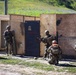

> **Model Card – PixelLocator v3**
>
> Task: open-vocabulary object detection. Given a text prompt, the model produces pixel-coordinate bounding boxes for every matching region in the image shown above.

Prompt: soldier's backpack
[51,45,60,55]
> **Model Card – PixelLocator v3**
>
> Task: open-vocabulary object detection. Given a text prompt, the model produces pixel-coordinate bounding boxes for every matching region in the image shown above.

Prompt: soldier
[41,30,54,58]
[48,40,62,65]
[36,30,55,58]
[3,25,14,55]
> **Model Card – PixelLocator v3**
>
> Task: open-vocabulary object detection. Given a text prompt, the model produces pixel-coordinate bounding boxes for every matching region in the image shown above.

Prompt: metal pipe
[4,0,8,15]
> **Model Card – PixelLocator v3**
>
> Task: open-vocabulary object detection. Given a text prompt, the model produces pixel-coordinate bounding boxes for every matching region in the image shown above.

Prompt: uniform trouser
[49,53,59,64]
[44,47,49,58]
[5,41,13,54]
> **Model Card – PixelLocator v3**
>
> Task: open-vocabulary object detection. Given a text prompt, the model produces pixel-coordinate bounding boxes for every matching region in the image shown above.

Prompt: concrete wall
[56,14,76,57]
[40,14,76,57]
[1,21,9,48]
[10,14,40,55]
[40,14,56,56]
[0,15,9,20]
[0,15,9,50]
[1,14,76,57]
[10,15,25,55]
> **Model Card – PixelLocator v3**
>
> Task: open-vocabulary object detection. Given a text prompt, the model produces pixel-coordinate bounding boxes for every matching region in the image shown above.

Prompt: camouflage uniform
[3,25,14,55]
[48,40,62,65]
[41,30,54,58]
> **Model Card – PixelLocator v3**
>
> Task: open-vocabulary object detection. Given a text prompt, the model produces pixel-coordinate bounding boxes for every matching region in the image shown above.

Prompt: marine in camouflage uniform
[48,40,62,65]
[3,25,14,55]
[41,30,54,58]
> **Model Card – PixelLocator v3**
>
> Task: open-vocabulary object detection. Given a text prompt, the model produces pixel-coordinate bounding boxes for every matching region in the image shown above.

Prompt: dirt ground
[0,54,76,75]
[0,64,75,75]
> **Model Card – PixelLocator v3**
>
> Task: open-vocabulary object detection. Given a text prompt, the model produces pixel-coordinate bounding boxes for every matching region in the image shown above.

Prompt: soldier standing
[37,30,54,58]
[3,25,14,55]
[42,30,54,58]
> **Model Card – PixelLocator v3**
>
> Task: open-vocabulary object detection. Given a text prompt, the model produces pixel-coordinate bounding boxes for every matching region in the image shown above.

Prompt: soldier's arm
[47,46,52,52]
[3,31,6,39]
[36,36,45,42]
[36,37,42,42]
[41,37,48,44]
[3,31,5,36]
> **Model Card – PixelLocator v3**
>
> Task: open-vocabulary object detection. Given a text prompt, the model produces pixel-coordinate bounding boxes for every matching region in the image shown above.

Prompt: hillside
[0,0,76,17]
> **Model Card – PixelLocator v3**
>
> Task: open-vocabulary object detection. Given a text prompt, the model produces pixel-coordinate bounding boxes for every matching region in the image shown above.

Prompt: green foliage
[54,0,76,10]
[58,0,73,8]
[71,0,76,10]
[39,0,76,10]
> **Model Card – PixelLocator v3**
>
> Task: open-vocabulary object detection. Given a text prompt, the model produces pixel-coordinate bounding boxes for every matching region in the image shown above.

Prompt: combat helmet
[52,40,57,44]
[44,30,49,35]
[6,25,11,29]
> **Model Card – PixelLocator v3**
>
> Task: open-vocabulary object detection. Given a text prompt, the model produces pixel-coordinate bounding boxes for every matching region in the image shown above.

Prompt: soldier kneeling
[47,40,62,65]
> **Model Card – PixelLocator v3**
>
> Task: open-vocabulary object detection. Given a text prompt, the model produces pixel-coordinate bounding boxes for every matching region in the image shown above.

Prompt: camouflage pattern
[41,30,56,58]
[3,25,14,55]
[47,43,62,65]
[36,30,56,58]
[48,53,59,65]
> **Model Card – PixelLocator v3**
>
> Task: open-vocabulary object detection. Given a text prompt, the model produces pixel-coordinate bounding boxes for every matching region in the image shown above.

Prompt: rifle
[37,35,56,45]
[36,36,48,43]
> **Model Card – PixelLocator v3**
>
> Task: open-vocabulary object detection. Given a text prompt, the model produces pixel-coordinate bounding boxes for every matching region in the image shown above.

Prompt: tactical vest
[4,31,13,43]
[51,44,60,55]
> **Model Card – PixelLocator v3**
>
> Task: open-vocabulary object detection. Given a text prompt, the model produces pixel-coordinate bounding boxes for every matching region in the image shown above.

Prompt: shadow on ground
[0,57,8,60]
[57,63,76,67]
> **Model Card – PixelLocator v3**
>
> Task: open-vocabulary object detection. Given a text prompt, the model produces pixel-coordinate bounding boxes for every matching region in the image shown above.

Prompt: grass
[0,0,76,17]
[0,56,54,71]
[0,56,76,73]
[65,67,76,73]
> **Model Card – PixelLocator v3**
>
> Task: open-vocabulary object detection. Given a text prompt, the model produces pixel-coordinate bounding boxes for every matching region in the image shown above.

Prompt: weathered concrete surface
[40,14,56,56]
[10,14,40,55]
[0,15,9,49]
[0,15,9,20]
[57,14,76,57]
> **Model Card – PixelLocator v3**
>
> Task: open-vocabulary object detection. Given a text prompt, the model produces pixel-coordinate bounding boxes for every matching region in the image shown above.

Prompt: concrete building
[40,14,76,58]
[0,14,76,58]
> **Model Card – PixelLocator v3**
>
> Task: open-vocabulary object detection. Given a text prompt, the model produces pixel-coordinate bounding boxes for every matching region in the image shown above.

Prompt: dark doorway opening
[25,21,40,57]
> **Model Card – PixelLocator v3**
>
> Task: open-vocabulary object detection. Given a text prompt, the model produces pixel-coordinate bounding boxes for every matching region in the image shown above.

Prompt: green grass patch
[57,67,76,73]
[65,67,76,73]
[0,56,21,65]
[0,56,76,73]
[21,61,54,71]
[0,56,54,71]
[0,0,76,16]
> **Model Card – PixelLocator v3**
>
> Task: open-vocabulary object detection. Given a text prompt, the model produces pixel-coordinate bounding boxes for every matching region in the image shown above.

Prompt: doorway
[25,21,40,57]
